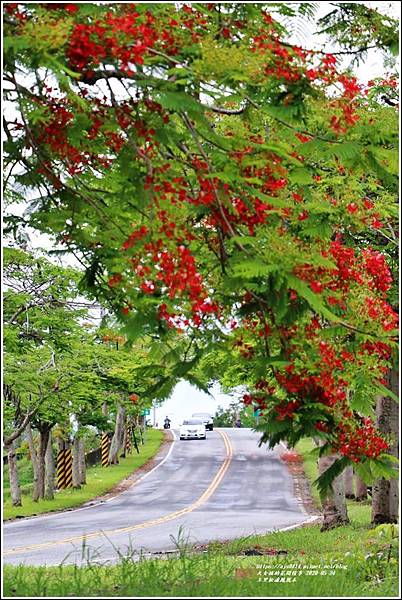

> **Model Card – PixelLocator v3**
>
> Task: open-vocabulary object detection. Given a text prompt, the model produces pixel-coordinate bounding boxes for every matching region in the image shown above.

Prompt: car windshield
[183,419,203,425]
[192,414,211,419]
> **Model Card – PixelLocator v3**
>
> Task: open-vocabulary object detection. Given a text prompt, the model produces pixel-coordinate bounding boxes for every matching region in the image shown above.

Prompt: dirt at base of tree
[279,447,322,518]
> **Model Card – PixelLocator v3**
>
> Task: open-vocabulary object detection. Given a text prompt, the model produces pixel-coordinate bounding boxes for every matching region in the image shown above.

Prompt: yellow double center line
[4,430,233,556]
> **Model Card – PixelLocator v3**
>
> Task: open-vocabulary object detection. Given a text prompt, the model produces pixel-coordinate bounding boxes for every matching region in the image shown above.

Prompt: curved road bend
[3,428,308,566]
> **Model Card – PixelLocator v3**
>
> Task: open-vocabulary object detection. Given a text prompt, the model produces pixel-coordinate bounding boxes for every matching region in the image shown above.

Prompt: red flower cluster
[334,418,389,462]
[125,238,219,328]
[360,340,391,360]
[361,249,393,294]
[275,365,347,408]
[293,240,395,325]
[67,10,157,74]
[330,75,361,135]
[365,297,398,332]
[108,273,122,287]
[34,96,113,175]
[122,226,149,251]
[274,400,301,421]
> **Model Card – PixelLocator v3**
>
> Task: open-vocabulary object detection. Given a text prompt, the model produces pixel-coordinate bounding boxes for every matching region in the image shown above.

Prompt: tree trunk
[108,404,126,465]
[355,474,367,502]
[121,421,128,458]
[388,368,399,522]
[318,453,349,531]
[56,436,64,452]
[372,368,399,524]
[44,433,55,500]
[343,466,355,499]
[26,423,40,502]
[7,439,22,506]
[72,434,81,488]
[37,427,50,500]
[78,436,86,485]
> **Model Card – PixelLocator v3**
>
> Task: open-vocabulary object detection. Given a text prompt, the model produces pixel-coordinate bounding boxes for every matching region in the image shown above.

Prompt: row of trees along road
[3,3,399,529]
[3,248,164,506]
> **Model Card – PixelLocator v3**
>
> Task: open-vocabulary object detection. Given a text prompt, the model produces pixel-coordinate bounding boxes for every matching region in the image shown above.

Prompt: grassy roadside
[3,428,164,521]
[3,435,398,597]
[3,513,398,597]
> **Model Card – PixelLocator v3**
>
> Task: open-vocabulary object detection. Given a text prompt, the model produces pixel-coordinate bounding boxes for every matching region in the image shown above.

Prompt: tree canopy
[3,2,399,490]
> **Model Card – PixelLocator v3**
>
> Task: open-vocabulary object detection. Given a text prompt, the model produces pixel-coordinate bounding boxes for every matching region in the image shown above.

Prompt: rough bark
[56,436,65,452]
[355,474,367,501]
[388,368,399,522]
[37,427,51,500]
[108,404,126,465]
[318,453,349,531]
[44,433,55,500]
[78,436,86,485]
[72,433,81,488]
[7,439,22,506]
[372,368,399,524]
[343,465,355,499]
[26,423,40,502]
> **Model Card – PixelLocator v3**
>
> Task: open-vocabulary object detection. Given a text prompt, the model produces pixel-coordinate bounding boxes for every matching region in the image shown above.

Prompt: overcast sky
[4,1,399,426]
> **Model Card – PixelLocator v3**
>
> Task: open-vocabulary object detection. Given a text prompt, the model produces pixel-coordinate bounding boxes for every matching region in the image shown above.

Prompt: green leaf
[156,91,204,115]
[122,310,158,342]
[230,258,278,279]
[315,456,350,499]
[365,149,398,191]
[288,167,313,185]
[286,274,341,322]
[353,461,374,485]
[350,388,375,415]
[374,382,399,403]
[370,456,399,480]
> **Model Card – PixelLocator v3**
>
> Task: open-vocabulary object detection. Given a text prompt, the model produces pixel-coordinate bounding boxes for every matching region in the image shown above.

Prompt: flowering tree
[3,3,398,494]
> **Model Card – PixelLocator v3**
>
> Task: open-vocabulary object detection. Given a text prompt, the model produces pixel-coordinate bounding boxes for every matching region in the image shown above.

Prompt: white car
[192,412,214,431]
[180,419,206,440]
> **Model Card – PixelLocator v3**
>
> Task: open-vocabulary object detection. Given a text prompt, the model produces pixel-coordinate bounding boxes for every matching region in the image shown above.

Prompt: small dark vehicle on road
[192,412,214,431]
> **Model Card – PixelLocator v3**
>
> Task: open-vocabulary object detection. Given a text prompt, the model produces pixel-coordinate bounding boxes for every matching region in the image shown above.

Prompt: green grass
[3,512,398,597]
[3,429,163,521]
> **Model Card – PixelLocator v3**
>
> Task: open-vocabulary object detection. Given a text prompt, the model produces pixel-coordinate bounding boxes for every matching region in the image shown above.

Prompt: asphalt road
[4,428,311,566]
